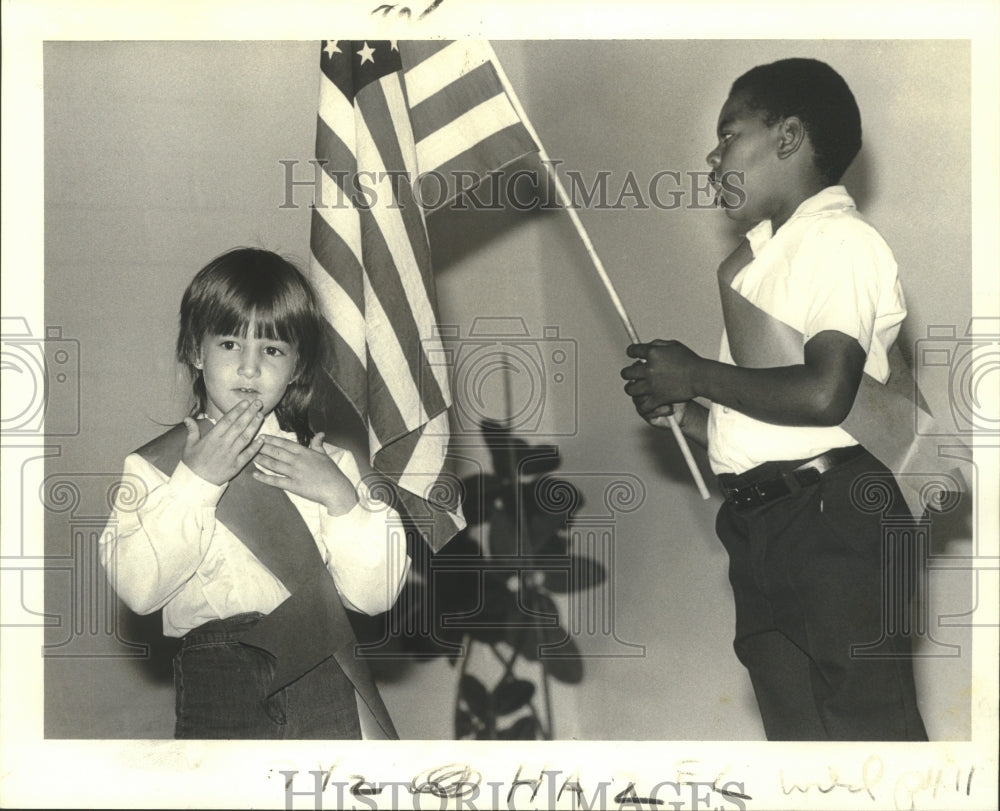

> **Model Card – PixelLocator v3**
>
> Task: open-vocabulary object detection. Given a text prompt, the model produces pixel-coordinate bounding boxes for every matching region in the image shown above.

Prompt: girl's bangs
[209,297,296,345]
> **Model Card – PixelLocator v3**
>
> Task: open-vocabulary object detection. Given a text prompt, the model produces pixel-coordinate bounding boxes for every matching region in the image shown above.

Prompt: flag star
[390,41,399,52]
[357,42,376,65]
[323,40,342,57]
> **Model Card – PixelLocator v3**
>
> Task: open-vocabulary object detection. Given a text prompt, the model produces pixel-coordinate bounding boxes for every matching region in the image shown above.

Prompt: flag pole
[484,43,711,501]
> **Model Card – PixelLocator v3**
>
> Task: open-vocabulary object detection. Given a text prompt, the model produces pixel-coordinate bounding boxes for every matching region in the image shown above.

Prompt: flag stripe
[394,38,452,72]
[398,412,452,494]
[360,273,429,438]
[408,61,507,143]
[366,359,410,446]
[353,80,449,419]
[309,209,365,315]
[402,40,490,107]
[382,70,419,180]
[307,254,366,367]
[317,318,369,421]
[318,66,359,154]
[418,124,536,212]
[357,76,432,281]
[415,95,524,178]
[313,171,364,266]
[315,115,359,197]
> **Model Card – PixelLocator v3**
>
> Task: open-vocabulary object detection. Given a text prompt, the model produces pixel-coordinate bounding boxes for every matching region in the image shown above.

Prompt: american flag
[307,40,536,551]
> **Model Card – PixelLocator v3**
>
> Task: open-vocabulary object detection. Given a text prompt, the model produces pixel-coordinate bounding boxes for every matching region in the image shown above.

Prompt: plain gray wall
[43,39,972,740]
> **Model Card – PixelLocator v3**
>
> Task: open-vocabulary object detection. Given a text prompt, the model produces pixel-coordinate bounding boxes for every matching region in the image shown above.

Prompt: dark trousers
[715,449,928,741]
[173,612,361,739]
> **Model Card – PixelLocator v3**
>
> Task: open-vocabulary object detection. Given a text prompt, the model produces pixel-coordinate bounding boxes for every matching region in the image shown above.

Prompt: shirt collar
[746,185,856,257]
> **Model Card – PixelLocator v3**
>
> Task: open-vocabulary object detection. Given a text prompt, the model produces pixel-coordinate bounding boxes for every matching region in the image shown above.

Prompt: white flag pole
[485,43,711,500]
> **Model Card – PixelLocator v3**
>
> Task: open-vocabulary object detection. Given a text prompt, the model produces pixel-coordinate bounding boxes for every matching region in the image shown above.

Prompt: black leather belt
[718,445,866,510]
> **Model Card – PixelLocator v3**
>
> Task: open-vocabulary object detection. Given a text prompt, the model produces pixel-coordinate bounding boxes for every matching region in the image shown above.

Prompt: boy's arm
[624,329,866,427]
[640,401,710,447]
[677,401,709,447]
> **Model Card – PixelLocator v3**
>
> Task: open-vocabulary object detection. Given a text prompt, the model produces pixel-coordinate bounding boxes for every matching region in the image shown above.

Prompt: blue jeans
[173,612,361,739]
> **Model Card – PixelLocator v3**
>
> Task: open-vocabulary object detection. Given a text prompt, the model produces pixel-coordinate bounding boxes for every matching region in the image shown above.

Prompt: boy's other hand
[253,432,359,516]
[621,340,702,413]
[181,400,265,485]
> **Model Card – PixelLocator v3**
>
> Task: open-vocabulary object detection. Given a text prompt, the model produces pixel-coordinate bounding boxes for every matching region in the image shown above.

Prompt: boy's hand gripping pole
[486,43,711,501]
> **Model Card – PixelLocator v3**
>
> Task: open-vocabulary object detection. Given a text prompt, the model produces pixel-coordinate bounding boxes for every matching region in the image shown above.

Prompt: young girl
[100,247,409,739]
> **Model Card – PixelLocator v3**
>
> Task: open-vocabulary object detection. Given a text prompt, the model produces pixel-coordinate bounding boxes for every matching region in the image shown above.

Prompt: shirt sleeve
[315,446,411,616]
[796,219,893,353]
[98,453,225,615]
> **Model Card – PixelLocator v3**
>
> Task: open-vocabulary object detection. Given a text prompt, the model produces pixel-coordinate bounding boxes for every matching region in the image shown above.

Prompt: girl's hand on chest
[253,432,358,516]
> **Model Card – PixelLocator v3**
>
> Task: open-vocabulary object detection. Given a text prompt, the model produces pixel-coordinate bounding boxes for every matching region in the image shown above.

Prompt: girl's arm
[99,454,223,614]
[314,447,411,616]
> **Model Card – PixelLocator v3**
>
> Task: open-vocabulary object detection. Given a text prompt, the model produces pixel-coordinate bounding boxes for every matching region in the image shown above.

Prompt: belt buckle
[744,476,793,508]
[732,482,765,508]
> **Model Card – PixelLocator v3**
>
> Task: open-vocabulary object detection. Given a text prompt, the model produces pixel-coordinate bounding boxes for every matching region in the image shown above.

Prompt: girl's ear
[192,349,204,371]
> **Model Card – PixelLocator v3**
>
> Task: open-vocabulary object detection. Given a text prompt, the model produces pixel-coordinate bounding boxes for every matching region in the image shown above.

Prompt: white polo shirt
[707,186,907,475]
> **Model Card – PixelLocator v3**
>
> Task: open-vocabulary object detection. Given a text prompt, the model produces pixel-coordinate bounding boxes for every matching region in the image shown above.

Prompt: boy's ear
[776,115,807,160]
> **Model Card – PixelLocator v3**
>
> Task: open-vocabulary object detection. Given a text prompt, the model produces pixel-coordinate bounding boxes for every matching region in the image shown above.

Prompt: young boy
[621,58,928,741]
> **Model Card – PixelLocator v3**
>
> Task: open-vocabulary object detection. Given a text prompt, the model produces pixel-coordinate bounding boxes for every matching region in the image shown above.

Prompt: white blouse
[100,413,411,637]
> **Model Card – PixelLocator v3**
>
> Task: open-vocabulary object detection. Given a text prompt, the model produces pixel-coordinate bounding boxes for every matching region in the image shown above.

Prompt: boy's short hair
[731,58,862,184]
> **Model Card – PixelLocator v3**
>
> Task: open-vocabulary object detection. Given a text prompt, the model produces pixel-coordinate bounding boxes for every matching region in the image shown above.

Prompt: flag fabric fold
[307,39,537,551]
